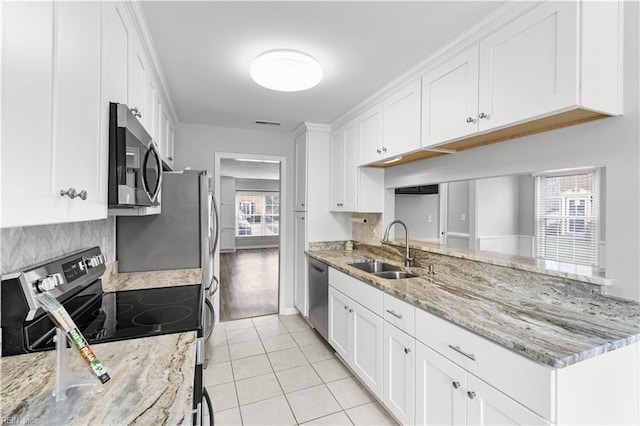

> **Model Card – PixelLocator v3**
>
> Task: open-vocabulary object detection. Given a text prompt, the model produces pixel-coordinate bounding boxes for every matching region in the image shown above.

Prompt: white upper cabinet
[103,2,130,105]
[294,131,308,211]
[1,2,106,227]
[422,45,479,148]
[331,118,384,213]
[358,102,384,166]
[128,36,146,122]
[382,79,422,159]
[477,1,577,132]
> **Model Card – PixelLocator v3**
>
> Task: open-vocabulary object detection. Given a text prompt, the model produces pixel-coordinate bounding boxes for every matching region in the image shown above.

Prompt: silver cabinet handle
[77,190,87,200]
[466,117,475,123]
[344,306,348,310]
[348,308,353,313]
[168,156,174,161]
[448,344,476,361]
[404,347,411,354]
[382,147,387,152]
[130,106,142,118]
[385,309,403,319]
[60,188,77,199]
[478,112,489,119]
[452,381,461,389]
[376,149,382,154]
[467,391,476,400]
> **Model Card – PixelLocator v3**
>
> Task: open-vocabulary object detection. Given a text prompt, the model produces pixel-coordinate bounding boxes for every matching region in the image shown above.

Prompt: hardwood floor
[219,247,279,321]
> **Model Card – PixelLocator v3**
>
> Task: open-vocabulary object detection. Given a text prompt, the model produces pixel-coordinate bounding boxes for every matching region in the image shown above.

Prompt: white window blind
[535,170,599,266]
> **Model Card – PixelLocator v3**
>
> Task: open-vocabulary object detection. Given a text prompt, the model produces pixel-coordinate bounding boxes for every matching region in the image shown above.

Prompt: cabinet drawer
[383,293,415,336]
[415,308,555,421]
[329,268,383,316]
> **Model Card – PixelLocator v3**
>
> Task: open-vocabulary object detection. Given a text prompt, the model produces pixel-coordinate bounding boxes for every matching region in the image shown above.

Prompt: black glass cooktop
[27,283,202,351]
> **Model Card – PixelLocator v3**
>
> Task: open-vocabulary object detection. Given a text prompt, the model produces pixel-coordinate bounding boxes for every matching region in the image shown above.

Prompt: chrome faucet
[382,220,413,267]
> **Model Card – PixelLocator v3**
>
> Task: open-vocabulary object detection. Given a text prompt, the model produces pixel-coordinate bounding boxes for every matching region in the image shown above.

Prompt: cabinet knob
[301,203,305,206]
[467,391,476,400]
[466,117,475,124]
[168,156,174,161]
[452,381,461,389]
[382,147,387,153]
[344,306,348,310]
[77,190,88,201]
[60,188,77,199]
[404,347,411,354]
[376,149,382,154]
[348,308,353,313]
[478,112,489,119]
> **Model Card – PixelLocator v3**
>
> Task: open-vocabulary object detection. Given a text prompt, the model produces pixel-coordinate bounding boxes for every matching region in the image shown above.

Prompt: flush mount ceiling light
[250,49,323,92]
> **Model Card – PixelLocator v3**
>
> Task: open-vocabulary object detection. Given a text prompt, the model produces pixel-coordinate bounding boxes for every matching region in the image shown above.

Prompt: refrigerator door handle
[210,193,220,255]
[204,298,215,341]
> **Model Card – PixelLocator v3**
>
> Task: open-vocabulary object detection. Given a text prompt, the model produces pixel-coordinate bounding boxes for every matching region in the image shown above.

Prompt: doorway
[214,154,285,321]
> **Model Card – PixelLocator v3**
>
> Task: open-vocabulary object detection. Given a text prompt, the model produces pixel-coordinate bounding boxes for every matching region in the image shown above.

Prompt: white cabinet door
[329,128,345,212]
[466,375,551,426]
[167,121,175,168]
[128,35,146,121]
[1,2,67,227]
[358,102,384,166]
[328,286,350,360]
[383,79,422,158]
[416,342,467,426]
[383,322,415,425]
[342,118,358,212]
[351,301,384,399]
[294,212,308,316]
[294,132,307,211]
[145,76,157,140]
[58,2,105,222]
[159,107,170,165]
[103,2,130,105]
[478,1,578,131]
[422,45,479,148]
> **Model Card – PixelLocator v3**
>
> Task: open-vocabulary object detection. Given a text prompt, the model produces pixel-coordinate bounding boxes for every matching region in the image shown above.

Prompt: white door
[383,79,422,158]
[351,302,384,399]
[294,132,307,211]
[341,118,358,212]
[328,287,350,360]
[1,2,68,227]
[478,1,578,131]
[58,2,105,222]
[466,375,551,426]
[422,45,479,148]
[293,212,308,316]
[329,128,345,212]
[383,322,415,425]
[415,342,467,426]
[358,102,384,166]
[219,176,236,252]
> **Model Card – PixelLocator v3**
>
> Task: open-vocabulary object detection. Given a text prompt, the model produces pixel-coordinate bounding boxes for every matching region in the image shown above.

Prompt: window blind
[535,170,599,266]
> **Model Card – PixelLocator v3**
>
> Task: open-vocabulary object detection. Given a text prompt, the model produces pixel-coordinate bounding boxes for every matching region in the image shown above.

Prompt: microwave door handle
[142,142,162,203]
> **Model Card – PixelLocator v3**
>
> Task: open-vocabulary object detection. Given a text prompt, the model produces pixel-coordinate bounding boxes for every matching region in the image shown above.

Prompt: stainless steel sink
[348,260,417,280]
[374,271,418,280]
[348,260,402,274]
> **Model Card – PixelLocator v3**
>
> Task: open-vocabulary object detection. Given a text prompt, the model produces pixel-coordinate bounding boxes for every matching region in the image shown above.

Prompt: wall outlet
[461,213,466,221]
[427,214,433,223]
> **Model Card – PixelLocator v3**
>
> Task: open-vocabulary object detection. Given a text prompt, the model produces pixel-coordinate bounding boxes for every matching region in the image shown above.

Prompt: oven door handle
[202,387,214,426]
[204,298,215,340]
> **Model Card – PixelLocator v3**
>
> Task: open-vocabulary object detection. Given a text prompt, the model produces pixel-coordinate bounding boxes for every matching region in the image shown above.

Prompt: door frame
[214,152,287,317]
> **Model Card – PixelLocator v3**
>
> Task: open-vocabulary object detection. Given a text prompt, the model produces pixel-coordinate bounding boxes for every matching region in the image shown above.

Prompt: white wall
[477,175,519,237]
[447,180,470,235]
[394,194,440,241]
[385,1,640,302]
[174,123,296,311]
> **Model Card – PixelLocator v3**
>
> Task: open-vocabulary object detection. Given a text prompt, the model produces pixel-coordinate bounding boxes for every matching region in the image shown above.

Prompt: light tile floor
[203,314,398,426]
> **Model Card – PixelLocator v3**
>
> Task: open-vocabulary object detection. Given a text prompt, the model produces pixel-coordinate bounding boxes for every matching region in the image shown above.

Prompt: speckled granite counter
[101,266,201,292]
[1,332,196,425]
[307,247,640,368]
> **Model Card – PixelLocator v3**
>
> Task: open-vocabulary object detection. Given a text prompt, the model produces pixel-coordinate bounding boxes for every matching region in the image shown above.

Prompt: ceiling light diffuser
[250,49,323,92]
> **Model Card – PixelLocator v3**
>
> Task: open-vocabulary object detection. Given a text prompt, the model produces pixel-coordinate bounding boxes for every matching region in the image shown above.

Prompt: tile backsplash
[1,217,115,275]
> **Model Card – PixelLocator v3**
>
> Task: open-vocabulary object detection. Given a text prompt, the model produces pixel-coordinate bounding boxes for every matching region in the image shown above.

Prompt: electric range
[1,246,208,424]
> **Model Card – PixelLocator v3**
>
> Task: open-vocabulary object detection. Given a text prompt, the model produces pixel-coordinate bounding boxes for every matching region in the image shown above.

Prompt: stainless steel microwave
[108,102,162,208]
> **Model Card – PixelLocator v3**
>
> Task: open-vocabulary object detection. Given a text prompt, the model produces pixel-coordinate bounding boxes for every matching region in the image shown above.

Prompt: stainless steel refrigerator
[116,170,219,364]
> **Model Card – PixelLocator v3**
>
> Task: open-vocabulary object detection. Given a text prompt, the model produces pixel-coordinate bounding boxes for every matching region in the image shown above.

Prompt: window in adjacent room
[534,169,600,266]
[236,192,280,237]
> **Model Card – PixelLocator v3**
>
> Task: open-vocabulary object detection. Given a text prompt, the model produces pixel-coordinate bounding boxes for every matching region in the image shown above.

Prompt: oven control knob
[87,254,107,268]
[37,273,64,292]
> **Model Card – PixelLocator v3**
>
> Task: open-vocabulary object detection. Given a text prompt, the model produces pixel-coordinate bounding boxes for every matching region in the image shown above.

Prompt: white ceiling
[142,1,505,133]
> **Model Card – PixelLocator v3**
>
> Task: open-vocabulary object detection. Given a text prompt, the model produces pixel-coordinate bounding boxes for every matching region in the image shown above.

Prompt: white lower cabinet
[383,322,415,425]
[328,285,384,399]
[294,212,308,316]
[415,342,550,426]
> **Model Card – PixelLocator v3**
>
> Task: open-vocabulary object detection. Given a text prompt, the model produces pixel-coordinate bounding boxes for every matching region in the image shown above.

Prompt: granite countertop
[0,332,197,425]
[307,248,640,368]
[101,265,201,292]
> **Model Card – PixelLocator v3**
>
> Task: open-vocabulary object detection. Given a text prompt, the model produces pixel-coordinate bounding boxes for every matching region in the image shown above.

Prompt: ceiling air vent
[254,120,282,126]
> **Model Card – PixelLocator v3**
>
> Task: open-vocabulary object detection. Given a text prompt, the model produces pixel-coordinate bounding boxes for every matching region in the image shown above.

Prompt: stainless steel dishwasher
[308,257,329,341]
